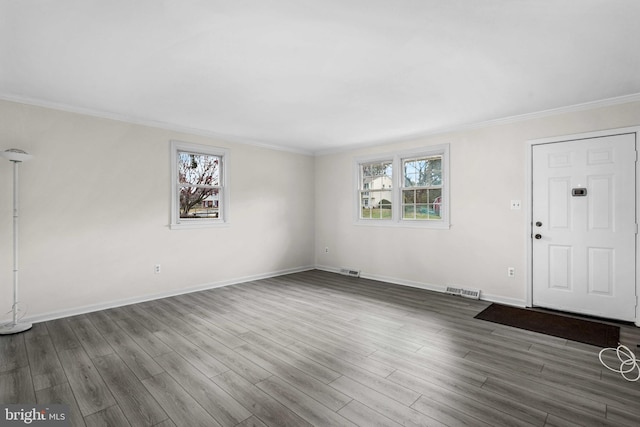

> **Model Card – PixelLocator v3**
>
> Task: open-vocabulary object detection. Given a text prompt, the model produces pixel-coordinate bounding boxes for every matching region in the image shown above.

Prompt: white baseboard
[360,271,446,294]
[23,265,315,324]
[479,293,527,308]
[22,265,527,324]
[314,265,527,307]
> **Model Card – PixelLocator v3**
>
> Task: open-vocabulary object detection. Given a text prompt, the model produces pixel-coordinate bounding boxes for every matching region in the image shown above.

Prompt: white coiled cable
[598,344,640,382]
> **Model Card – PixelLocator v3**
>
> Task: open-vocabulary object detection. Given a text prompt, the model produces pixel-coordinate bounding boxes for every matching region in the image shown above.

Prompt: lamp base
[0,322,33,335]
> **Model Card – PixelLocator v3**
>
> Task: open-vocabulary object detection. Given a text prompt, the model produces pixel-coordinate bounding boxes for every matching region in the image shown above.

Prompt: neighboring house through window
[359,160,393,220]
[355,144,449,228]
[170,140,229,229]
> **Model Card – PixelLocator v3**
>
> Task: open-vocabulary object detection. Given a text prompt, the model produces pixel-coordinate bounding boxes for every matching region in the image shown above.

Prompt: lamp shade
[1,149,33,162]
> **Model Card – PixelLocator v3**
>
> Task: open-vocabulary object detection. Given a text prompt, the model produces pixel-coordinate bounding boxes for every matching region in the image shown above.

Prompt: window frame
[354,144,450,229]
[358,159,394,221]
[170,140,230,230]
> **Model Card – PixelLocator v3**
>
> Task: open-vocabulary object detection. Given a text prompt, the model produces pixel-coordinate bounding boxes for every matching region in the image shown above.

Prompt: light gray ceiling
[2,1,640,153]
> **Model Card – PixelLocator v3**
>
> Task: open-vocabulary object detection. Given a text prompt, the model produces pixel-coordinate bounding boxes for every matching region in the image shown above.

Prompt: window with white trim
[359,160,393,220]
[170,141,229,229]
[355,144,449,228]
[401,155,442,220]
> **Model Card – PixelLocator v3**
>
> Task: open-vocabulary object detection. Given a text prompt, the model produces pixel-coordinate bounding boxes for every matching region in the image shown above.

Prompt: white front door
[532,133,637,321]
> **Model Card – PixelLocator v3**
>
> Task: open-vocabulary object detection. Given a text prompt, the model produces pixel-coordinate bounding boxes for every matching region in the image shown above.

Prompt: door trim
[526,126,640,327]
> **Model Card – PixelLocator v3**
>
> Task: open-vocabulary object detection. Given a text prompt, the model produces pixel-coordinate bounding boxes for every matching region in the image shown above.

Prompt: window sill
[170,220,229,230]
[354,219,450,229]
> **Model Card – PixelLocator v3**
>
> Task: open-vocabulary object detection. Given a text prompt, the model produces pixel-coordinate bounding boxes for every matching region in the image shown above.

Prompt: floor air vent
[339,268,360,278]
[445,286,480,300]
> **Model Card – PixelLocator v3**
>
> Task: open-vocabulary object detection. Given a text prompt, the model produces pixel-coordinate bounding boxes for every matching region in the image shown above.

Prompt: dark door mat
[474,304,619,347]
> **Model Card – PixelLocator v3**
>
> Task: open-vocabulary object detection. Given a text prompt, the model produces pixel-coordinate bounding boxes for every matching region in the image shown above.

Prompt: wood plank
[57,347,116,416]
[84,406,131,427]
[284,329,395,378]
[369,348,488,389]
[211,370,313,427]
[185,332,270,384]
[183,313,247,348]
[142,372,223,427]
[68,315,114,358]
[387,369,545,426]
[481,377,611,426]
[36,383,86,427]
[93,353,168,426]
[603,405,640,427]
[84,310,121,335]
[287,341,418,406]
[0,333,28,373]
[236,343,352,412]
[411,395,493,427]
[256,375,356,426]
[102,328,164,380]
[115,317,172,357]
[124,305,169,333]
[154,329,228,378]
[0,365,35,403]
[24,332,67,390]
[337,400,404,427]
[155,351,251,427]
[235,415,269,427]
[143,302,195,336]
[240,331,341,384]
[45,318,82,352]
[329,375,447,427]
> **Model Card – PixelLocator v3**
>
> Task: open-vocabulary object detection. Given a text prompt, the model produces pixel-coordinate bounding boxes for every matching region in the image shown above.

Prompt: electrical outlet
[325,247,329,253]
[507,267,515,277]
[510,200,521,210]
[154,264,161,274]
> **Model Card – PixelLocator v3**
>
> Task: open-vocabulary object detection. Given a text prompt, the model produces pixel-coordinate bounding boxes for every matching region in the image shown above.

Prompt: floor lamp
[0,148,33,335]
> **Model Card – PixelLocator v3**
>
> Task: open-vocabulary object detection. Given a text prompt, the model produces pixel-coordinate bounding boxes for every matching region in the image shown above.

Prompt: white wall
[2,98,639,322]
[0,100,315,322]
[314,100,640,305]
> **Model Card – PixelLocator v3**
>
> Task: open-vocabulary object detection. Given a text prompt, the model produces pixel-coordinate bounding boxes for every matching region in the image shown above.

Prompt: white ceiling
[2,1,640,153]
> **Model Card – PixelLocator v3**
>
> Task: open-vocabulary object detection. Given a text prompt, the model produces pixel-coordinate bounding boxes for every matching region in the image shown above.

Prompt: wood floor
[1,270,639,427]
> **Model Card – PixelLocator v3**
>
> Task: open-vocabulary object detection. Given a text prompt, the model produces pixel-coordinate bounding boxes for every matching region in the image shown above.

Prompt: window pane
[402,189,443,220]
[362,161,392,178]
[361,206,393,220]
[403,205,415,219]
[430,189,442,218]
[429,188,442,203]
[361,161,392,198]
[179,187,220,218]
[403,189,415,204]
[403,156,442,187]
[178,151,220,186]
[360,192,392,219]
[415,204,430,219]
[360,172,392,220]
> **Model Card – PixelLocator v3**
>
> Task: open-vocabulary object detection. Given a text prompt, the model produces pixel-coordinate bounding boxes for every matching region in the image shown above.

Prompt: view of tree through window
[177,151,221,218]
[355,145,448,227]
[402,156,442,220]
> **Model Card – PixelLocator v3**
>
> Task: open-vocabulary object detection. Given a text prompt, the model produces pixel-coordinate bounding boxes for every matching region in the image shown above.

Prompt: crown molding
[0,94,315,156]
[3,92,640,157]
[314,92,640,156]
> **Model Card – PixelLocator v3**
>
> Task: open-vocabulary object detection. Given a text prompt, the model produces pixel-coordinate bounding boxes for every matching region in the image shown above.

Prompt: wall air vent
[339,268,361,278]
[445,286,480,300]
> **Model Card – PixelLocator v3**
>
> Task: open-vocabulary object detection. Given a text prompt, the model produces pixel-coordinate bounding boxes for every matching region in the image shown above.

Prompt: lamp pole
[1,148,33,335]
